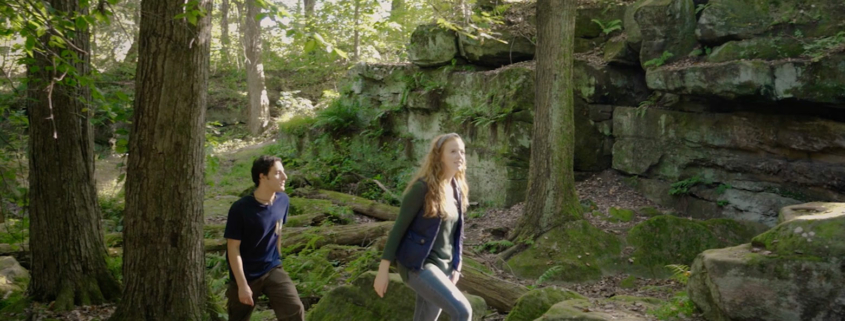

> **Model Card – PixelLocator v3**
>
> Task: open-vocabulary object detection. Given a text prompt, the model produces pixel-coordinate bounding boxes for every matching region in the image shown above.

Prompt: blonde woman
[373,133,471,321]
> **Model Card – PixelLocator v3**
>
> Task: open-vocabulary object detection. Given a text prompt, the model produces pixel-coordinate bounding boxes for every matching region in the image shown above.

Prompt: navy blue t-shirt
[224,192,289,282]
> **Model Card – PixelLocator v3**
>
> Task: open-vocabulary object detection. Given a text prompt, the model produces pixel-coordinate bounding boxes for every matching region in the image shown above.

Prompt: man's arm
[227,239,254,306]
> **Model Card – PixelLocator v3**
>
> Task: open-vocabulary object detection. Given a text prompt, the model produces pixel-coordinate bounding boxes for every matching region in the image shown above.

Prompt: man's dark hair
[251,155,282,187]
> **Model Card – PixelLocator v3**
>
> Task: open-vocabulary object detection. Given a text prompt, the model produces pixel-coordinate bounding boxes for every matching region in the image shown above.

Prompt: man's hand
[238,285,254,306]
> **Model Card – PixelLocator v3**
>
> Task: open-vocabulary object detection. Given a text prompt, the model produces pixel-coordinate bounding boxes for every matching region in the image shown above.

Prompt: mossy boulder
[632,0,697,67]
[696,0,845,43]
[308,271,487,321]
[507,220,622,281]
[535,296,661,320]
[574,59,649,106]
[750,203,845,259]
[627,215,762,272]
[773,53,845,105]
[706,37,805,63]
[688,244,845,321]
[408,24,459,67]
[459,31,535,67]
[0,256,28,294]
[603,36,638,65]
[777,202,844,224]
[505,287,586,321]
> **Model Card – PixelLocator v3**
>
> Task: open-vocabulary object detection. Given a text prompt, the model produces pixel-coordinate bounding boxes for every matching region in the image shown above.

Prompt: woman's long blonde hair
[404,133,469,219]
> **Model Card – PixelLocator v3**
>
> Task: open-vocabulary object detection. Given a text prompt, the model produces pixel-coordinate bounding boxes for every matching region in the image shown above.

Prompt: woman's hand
[373,259,392,298]
[451,270,460,285]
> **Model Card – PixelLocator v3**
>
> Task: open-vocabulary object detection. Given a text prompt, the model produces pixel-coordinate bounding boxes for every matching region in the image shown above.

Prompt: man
[224,155,305,320]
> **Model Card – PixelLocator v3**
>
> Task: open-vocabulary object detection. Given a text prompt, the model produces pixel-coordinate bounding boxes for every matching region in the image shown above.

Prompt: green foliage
[665,264,690,285]
[280,114,318,137]
[99,195,125,232]
[313,99,363,135]
[636,92,660,117]
[526,265,563,289]
[643,51,674,68]
[648,291,697,320]
[0,218,28,248]
[803,31,845,61]
[717,200,730,207]
[591,19,622,36]
[669,175,705,196]
[283,248,341,298]
[715,183,731,195]
[343,247,381,283]
[694,3,711,15]
[474,240,514,254]
[106,255,123,283]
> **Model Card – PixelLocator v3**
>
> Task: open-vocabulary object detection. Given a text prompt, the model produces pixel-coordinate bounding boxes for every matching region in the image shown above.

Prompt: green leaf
[188,14,197,26]
[304,39,317,53]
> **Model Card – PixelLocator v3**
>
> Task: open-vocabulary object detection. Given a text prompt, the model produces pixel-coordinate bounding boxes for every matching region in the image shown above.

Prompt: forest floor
[14,142,706,321]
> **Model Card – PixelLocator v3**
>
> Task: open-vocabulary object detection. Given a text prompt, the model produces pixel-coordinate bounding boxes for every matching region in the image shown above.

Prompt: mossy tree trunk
[109,0,211,319]
[220,0,232,67]
[511,0,582,242]
[26,0,120,311]
[244,0,270,136]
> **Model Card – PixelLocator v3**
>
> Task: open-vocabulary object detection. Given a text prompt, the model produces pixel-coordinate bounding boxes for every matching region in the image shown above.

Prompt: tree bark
[303,0,316,21]
[353,0,361,61]
[244,0,270,136]
[123,0,141,64]
[510,0,581,241]
[109,0,211,319]
[26,0,120,311]
[220,0,232,67]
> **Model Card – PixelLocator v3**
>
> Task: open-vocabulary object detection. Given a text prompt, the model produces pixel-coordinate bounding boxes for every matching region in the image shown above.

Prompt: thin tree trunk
[109,0,211,319]
[234,0,245,70]
[304,0,316,27]
[353,0,360,61]
[244,0,269,136]
[27,0,120,311]
[124,0,141,64]
[510,0,581,241]
[220,0,231,67]
[390,0,405,20]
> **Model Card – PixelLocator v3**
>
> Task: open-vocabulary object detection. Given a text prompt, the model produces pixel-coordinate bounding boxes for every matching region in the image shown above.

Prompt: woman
[373,133,472,321]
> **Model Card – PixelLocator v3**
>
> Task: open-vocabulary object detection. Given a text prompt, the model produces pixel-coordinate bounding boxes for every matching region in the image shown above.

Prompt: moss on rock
[289,197,336,216]
[308,271,486,321]
[507,220,622,281]
[607,207,635,222]
[707,37,804,63]
[751,204,845,259]
[505,287,586,321]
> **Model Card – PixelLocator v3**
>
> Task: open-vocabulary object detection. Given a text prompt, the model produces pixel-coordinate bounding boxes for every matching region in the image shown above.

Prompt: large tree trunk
[457,265,528,313]
[295,189,399,221]
[26,0,120,311]
[244,0,270,136]
[510,0,581,241]
[109,0,211,319]
[220,0,232,67]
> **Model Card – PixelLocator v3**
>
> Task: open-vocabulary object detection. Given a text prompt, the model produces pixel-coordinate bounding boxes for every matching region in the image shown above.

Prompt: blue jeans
[405,263,472,321]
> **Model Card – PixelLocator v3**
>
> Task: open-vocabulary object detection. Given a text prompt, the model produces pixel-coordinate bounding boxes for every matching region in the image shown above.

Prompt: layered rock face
[281,0,845,221]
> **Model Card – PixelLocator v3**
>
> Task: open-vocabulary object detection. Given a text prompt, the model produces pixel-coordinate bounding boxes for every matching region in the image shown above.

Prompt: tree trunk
[26,0,120,311]
[244,0,270,136]
[220,0,232,67]
[123,0,141,64]
[233,0,245,70]
[303,0,316,22]
[510,0,581,242]
[390,0,405,20]
[109,0,211,319]
[352,0,361,61]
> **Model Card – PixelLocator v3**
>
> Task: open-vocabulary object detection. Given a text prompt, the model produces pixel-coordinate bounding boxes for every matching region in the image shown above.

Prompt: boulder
[777,202,844,224]
[307,271,487,321]
[459,32,535,67]
[646,60,773,99]
[688,204,845,320]
[0,256,28,294]
[633,0,697,67]
[574,59,650,106]
[506,220,621,281]
[706,37,805,63]
[534,296,662,320]
[696,0,845,44]
[627,215,763,272]
[408,24,459,67]
[504,287,586,321]
[603,36,638,65]
[773,54,845,105]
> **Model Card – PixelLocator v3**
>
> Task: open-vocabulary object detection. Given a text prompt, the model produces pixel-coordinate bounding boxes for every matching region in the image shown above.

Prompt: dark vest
[395,181,464,272]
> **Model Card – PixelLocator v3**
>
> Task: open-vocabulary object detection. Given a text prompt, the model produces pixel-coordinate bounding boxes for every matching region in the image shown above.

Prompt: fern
[643,51,674,68]
[591,19,622,36]
[666,264,690,284]
[536,265,564,286]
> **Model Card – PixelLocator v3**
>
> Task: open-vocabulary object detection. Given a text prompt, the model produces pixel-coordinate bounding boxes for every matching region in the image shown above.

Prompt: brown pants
[226,266,305,321]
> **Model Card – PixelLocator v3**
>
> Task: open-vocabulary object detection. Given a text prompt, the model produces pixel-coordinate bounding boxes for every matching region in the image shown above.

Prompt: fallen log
[457,265,528,313]
[204,222,394,254]
[296,189,398,221]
